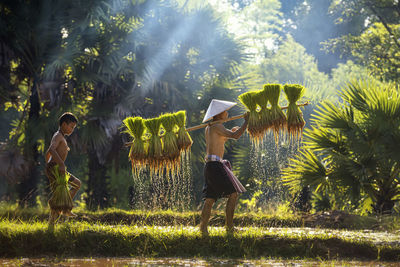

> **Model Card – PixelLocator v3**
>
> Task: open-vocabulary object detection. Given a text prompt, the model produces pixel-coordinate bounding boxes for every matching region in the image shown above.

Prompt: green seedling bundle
[123,110,192,176]
[263,84,287,144]
[174,110,193,153]
[160,113,180,174]
[123,117,146,175]
[238,91,261,143]
[144,118,163,175]
[283,84,306,141]
[238,83,306,145]
[48,165,73,213]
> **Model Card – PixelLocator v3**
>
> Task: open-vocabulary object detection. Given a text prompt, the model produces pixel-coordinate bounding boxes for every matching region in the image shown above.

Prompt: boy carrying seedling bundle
[200,99,249,236]
[45,112,81,225]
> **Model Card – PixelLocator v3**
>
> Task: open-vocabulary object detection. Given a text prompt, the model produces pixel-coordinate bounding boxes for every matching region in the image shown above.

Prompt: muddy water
[0,258,398,267]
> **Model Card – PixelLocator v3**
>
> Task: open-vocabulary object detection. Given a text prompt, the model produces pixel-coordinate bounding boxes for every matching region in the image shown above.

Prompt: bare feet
[48,209,60,225]
[199,226,209,238]
[61,215,69,223]
[47,223,55,231]
[226,226,238,235]
[201,231,209,238]
[63,210,77,217]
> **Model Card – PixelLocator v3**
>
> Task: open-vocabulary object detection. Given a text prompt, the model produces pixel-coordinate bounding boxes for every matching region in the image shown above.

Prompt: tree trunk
[374,193,395,214]
[86,150,109,210]
[293,186,312,212]
[18,78,40,207]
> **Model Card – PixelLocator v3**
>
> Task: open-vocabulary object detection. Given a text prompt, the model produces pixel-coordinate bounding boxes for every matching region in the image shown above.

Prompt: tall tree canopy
[324,0,400,81]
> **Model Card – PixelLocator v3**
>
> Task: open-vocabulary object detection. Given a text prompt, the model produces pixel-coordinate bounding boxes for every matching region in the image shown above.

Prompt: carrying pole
[185,101,309,132]
[124,102,309,147]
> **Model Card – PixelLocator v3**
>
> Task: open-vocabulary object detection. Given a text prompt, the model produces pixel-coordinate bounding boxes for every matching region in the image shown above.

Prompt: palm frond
[282,149,328,194]
[312,101,353,131]
[304,127,347,154]
[340,80,369,112]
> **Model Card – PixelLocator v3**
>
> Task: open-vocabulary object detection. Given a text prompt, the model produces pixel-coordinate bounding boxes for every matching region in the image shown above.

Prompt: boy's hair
[59,112,78,126]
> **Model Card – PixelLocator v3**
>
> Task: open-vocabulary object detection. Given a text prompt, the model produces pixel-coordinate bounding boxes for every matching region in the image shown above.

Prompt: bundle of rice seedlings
[174,110,192,153]
[48,165,73,213]
[238,91,261,142]
[283,84,306,140]
[144,118,163,175]
[123,117,147,174]
[160,113,180,173]
[263,84,287,143]
[254,89,271,138]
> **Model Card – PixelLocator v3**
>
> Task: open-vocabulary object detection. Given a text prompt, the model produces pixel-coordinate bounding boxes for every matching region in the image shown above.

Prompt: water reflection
[0,258,397,267]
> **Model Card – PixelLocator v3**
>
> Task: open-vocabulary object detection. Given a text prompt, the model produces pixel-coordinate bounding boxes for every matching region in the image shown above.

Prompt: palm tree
[283,80,400,214]
[0,0,72,205]
[0,0,123,206]
[69,0,147,209]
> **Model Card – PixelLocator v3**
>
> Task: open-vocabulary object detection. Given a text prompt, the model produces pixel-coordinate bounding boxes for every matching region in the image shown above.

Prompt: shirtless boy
[45,112,81,224]
[200,99,248,236]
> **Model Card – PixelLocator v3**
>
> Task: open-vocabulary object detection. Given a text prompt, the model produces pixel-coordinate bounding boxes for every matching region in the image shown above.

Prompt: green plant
[283,84,306,141]
[174,111,192,153]
[144,118,163,175]
[48,165,73,213]
[238,91,261,143]
[254,89,271,139]
[160,113,180,174]
[283,80,400,214]
[263,84,286,144]
[123,117,147,174]
[311,192,332,212]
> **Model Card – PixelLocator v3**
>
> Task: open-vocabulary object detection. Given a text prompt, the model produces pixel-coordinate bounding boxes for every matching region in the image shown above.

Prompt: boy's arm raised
[214,114,249,140]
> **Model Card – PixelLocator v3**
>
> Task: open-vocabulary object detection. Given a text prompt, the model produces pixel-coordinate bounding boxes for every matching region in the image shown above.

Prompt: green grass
[1,203,399,260]
[0,220,399,260]
[2,258,399,267]
[0,203,302,228]
[1,204,399,231]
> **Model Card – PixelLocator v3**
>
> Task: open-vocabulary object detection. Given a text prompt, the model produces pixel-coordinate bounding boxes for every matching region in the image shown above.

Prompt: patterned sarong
[205,155,246,193]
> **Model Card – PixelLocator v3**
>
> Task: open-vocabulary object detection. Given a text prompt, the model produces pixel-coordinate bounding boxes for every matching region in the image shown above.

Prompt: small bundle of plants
[160,113,180,173]
[238,91,261,142]
[283,84,306,140]
[254,88,271,138]
[174,111,192,153]
[144,118,163,175]
[263,84,287,143]
[123,117,147,173]
[48,165,73,213]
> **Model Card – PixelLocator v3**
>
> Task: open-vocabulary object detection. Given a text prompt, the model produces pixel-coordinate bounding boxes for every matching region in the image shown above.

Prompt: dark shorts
[202,161,236,201]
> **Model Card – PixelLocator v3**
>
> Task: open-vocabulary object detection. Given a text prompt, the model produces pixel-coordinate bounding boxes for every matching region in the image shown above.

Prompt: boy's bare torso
[46,131,70,164]
[205,124,228,158]
[205,113,248,159]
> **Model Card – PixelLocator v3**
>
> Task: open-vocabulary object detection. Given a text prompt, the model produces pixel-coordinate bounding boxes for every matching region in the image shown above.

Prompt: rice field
[1,257,399,266]
[0,203,399,264]
[0,220,399,260]
[0,206,399,262]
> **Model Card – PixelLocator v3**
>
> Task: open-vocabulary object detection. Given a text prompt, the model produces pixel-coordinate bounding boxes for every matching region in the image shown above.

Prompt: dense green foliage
[283,81,400,214]
[324,0,400,82]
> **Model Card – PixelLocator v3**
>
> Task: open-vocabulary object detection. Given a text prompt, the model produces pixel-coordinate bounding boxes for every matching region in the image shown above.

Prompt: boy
[45,112,81,224]
[200,99,248,236]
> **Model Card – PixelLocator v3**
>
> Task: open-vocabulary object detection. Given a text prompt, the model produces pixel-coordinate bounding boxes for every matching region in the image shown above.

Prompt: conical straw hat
[202,99,237,123]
